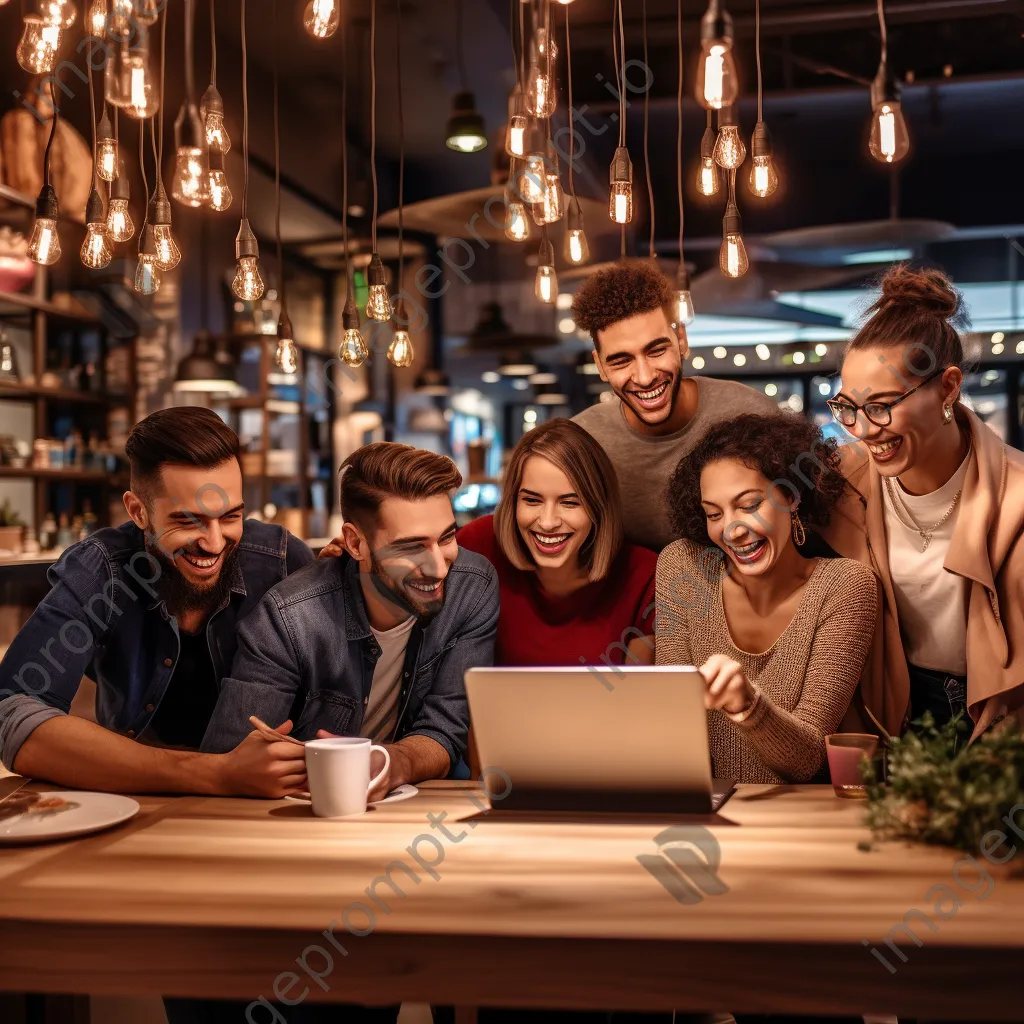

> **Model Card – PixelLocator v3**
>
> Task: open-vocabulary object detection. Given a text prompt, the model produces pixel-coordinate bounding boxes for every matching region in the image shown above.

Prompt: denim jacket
[0,520,313,770]
[200,549,499,771]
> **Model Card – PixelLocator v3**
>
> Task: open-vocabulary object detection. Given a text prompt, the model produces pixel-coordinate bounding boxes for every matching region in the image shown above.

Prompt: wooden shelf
[0,382,126,406]
[0,466,127,482]
[0,290,99,323]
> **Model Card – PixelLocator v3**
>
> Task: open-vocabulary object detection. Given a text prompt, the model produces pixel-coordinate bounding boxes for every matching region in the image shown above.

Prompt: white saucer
[285,783,419,810]
[0,791,140,845]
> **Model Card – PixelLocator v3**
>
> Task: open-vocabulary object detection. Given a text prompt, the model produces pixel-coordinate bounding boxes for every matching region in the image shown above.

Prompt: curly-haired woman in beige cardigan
[655,413,880,784]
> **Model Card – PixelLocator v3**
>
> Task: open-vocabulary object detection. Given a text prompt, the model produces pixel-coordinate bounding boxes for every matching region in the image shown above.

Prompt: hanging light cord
[370,0,378,253]
[676,0,684,269]
[396,0,405,289]
[617,0,627,146]
[157,4,167,193]
[341,2,351,300]
[755,0,763,122]
[877,0,888,68]
[273,0,285,316]
[519,0,526,95]
[643,0,654,259]
[456,0,466,92]
[184,0,195,102]
[86,41,97,182]
[138,121,148,244]
[565,1,574,197]
[241,0,249,219]
[210,0,217,88]
[508,0,517,87]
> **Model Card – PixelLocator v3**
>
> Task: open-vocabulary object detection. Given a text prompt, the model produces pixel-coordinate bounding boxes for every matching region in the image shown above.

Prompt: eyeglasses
[826,368,946,429]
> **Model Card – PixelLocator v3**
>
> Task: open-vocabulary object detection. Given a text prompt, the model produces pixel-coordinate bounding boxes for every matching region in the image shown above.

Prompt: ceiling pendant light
[505,87,527,157]
[232,0,264,300]
[868,0,909,164]
[535,232,557,304]
[388,0,416,370]
[365,0,393,322]
[87,0,106,37]
[696,0,739,110]
[608,0,632,231]
[95,107,117,181]
[533,139,564,226]
[172,0,209,207]
[520,122,547,204]
[17,16,61,74]
[121,30,158,119]
[28,94,61,266]
[561,5,587,265]
[696,111,720,196]
[207,148,233,211]
[81,190,112,270]
[201,0,232,156]
[713,105,746,169]
[674,0,693,325]
[269,0,299,376]
[107,155,136,243]
[149,23,180,271]
[748,0,778,198]
[504,165,532,242]
[720,174,748,278]
[135,224,161,294]
[303,0,339,39]
[526,0,557,118]
[445,0,487,154]
[340,295,368,367]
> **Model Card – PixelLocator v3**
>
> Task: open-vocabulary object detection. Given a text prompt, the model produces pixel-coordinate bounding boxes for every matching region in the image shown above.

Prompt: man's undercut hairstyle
[340,442,463,532]
[570,259,676,347]
[126,407,241,503]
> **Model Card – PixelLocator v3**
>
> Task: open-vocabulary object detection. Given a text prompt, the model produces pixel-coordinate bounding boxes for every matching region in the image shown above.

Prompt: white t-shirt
[883,453,971,676]
[361,616,416,743]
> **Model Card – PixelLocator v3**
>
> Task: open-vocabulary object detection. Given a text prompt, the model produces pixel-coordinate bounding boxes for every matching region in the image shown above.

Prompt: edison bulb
[134,253,160,294]
[504,200,531,242]
[339,328,368,367]
[42,0,76,30]
[205,110,231,153]
[526,62,556,118]
[276,337,299,375]
[720,232,749,278]
[88,0,106,35]
[697,41,738,109]
[28,218,60,266]
[152,225,180,270]
[674,290,695,327]
[534,172,564,226]
[106,197,134,242]
[535,264,557,305]
[749,155,778,198]
[172,147,209,207]
[17,17,60,74]
[125,56,157,118]
[303,0,338,38]
[519,152,545,204]
[609,183,632,225]
[207,169,233,211]
[231,257,264,301]
[713,125,746,169]
[698,156,720,196]
[96,138,118,182]
[506,114,527,157]
[80,222,112,270]
[869,102,910,164]
[565,228,589,265]
[387,330,414,368]
[365,286,393,322]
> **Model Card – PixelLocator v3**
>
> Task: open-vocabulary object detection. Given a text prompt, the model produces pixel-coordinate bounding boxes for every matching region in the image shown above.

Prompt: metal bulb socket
[140,223,158,257]
[367,252,387,289]
[35,184,59,221]
[538,237,555,268]
[700,1,733,45]
[751,121,772,159]
[676,264,692,292]
[723,201,742,237]
[97,107,114,144]
[85,189,105,226]
[342,295,360,332]
[200,82,224,119]
[870,65,901,109]
[111,163,130,201]
[235,219,259,260]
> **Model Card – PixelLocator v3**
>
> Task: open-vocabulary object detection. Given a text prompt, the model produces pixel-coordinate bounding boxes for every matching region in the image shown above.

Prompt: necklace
[883,434,972,552]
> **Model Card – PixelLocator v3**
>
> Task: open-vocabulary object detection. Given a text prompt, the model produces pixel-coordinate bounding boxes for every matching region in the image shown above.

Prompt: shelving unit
[0,187,137,533]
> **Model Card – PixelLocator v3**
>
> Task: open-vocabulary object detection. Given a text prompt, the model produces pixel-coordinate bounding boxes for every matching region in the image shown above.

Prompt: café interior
[1,1,1023,1023]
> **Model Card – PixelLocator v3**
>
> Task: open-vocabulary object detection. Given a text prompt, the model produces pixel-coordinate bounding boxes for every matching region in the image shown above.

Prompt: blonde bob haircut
[493,418,624,582]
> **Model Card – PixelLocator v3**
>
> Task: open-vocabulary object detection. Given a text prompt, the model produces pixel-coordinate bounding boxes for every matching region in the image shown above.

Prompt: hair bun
[876,263,964,323]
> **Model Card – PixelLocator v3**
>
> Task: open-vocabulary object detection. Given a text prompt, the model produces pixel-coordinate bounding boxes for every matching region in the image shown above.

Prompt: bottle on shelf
[82,500,97,537]
[39,511,58,550]
[56,513,73,550]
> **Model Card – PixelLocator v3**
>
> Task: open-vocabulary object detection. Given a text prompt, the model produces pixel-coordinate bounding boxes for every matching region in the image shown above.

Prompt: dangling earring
[791,511,806,547]
[942,404,954,424]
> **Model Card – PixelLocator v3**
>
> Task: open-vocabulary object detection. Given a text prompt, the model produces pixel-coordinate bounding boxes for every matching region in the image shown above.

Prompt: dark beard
[366,552,445,625]
[146,537,240,619]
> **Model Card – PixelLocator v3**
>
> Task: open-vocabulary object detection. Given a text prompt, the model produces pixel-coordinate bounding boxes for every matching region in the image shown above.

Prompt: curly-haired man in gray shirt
[572,260,776,552]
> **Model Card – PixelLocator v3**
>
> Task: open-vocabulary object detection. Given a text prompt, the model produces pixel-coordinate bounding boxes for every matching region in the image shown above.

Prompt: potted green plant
[0,499,25,555]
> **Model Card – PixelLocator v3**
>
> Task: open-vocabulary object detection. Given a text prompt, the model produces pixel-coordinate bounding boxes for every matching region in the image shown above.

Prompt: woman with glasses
[656,412,879,784]
[823,263,1024,740]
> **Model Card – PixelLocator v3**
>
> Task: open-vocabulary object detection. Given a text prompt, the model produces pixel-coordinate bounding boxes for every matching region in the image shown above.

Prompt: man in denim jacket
[202,442,498,798]
[0,407,312,796]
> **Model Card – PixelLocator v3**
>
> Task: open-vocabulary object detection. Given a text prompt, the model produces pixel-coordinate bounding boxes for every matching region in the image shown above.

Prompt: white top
[883,452,971,676]
[361,616,416,743]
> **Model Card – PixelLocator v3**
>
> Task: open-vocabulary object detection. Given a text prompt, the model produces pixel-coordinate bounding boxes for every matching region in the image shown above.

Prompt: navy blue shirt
[0,519,313,769]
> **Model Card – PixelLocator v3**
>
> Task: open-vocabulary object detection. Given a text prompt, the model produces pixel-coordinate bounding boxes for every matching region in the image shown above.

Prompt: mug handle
[367,744,391,794]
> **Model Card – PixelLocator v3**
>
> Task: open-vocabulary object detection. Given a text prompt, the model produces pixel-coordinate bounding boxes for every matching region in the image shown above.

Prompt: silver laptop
[465,665,734,814]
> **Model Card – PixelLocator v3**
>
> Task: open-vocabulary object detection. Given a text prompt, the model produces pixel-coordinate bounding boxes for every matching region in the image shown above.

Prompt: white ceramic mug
[305,737,391,818]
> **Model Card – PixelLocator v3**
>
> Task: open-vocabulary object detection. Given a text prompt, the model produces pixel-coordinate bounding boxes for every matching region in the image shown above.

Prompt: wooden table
[1,780,1022,1020]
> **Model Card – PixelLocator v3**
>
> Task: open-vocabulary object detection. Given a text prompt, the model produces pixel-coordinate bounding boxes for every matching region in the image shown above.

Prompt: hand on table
[219,719,308,798]
[315,730,400,801]
[699,655,757,716]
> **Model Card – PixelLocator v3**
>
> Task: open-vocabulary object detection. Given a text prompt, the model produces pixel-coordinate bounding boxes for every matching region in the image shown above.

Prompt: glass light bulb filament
[81,224,112,270]
[28,217,61,266]
[339,329,368,367]
[387,330,414,368]
[134,254,161,294]
[107,198,135,242]
[152,224,181,270]
[535,265,557,304]
[232,256,264,301]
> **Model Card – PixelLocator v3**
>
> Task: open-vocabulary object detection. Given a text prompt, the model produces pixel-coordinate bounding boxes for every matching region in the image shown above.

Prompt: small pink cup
[825,733,878,799]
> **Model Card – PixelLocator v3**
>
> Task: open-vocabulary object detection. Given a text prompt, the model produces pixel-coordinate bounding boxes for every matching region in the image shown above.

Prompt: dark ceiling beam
[567,0,1018,46]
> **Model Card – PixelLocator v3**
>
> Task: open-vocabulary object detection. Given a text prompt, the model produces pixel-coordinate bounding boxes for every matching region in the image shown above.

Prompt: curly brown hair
[571,260,675,345]
[667,413,848,547]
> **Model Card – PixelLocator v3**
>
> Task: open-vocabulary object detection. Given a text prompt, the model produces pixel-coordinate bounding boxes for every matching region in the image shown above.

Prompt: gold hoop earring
[791,511,806,547]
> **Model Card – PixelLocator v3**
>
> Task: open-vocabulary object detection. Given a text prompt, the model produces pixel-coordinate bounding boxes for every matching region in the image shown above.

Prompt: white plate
[285,784,419,810]
[0,791,140,845]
